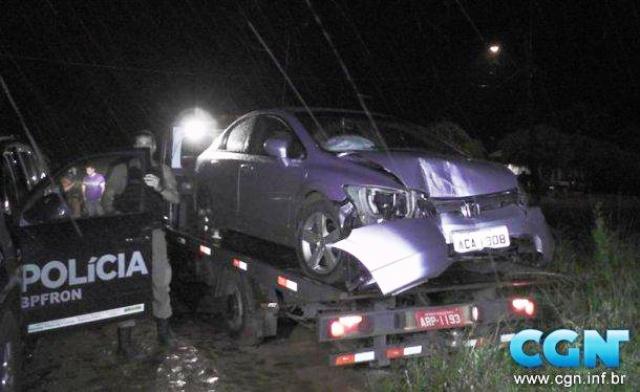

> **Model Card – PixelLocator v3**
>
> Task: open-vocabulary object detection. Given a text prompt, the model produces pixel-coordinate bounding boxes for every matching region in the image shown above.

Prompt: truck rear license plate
[414,307,465,330]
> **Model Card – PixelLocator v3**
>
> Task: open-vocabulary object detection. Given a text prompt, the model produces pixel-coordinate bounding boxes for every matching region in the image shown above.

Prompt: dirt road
[22,307,384,391]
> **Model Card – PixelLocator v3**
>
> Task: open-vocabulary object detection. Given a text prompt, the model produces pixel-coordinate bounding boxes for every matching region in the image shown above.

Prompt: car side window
[250,116,305,158]
[20,154,146,226]
[223,117,256,153]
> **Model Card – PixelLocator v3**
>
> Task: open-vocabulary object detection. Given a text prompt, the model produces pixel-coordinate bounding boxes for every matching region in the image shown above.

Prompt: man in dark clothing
[105,130,179,359]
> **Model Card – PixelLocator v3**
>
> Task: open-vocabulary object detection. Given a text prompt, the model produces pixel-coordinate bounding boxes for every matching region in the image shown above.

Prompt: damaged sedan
[195,108,554,295]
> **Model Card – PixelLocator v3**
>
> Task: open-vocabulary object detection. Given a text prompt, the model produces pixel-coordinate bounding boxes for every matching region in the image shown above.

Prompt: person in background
[82,164,105,216]
[61,167,83,217]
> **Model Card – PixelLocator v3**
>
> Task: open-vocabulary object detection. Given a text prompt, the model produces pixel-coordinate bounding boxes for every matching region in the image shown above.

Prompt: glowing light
[329,315,364,338]
[511,298,536,317]
[489,44,501,54]
[179,108,217,142]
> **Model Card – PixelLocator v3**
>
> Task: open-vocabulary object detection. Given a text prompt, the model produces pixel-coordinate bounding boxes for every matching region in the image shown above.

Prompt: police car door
[15,150,153,334]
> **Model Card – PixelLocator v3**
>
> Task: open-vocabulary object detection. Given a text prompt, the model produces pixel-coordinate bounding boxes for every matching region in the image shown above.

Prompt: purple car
[195,109,554,295]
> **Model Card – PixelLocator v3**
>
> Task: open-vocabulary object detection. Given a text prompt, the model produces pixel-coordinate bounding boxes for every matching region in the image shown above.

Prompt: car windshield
[296,112,461,155]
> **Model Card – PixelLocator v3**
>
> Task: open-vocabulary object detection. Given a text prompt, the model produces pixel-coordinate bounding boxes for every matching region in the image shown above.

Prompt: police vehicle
[1,136,156,390]
[1,136,44,390]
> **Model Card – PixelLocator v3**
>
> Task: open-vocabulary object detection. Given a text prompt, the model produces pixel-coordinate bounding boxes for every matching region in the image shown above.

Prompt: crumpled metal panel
[344,151,517,198]
[331,218,450,295]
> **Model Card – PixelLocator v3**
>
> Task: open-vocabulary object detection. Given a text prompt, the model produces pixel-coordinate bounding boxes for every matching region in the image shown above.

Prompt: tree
[425,120,486,158]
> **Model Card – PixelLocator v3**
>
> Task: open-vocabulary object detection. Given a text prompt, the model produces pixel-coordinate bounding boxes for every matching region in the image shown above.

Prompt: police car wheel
[223,273,263,346]
[0,312,21,392]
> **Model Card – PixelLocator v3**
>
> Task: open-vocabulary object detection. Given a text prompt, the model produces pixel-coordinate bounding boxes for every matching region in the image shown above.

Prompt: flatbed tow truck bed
[166,228,561,367]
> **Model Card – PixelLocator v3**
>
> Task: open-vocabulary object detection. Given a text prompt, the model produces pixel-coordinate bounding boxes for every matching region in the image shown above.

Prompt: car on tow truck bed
[162,115,561,367]
[191,108,554,294]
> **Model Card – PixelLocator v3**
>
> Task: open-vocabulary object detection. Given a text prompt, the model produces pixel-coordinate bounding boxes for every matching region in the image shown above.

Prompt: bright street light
[489,44,501,55]
[179,107,217,142]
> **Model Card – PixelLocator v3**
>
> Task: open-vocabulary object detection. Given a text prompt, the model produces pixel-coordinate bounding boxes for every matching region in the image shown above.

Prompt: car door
[14,150,153,334]
[238,115,306,244]
[200,116,256,232]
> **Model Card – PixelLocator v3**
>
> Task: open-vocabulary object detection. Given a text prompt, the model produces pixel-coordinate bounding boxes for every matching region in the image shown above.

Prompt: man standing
[82,164,105,216]
[110,130,180,358]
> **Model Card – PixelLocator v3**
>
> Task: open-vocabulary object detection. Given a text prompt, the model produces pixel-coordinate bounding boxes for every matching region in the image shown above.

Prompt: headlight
[344,185,409,224]
[344,186,437,225]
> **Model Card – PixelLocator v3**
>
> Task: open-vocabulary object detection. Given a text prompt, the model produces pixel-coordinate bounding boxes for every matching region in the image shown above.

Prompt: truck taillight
[510,298,536,318]
[329,315,364,339]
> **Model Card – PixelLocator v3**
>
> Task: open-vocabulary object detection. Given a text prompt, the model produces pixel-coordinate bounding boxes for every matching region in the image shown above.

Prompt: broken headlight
[344,186,437,225]
[344,185,410,224]
[412,190,437,218]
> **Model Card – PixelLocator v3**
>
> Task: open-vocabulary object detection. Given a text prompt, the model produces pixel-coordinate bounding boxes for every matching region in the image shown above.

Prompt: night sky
[1,0,639,161]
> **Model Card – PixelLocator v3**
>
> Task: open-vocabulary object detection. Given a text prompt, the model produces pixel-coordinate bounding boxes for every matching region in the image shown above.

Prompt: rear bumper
[318,297,529,343]
[330,332,517,366]
[319,296,537,367]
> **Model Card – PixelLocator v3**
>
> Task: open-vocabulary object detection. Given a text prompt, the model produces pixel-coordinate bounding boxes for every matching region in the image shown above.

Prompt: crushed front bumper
[332,205,554,295]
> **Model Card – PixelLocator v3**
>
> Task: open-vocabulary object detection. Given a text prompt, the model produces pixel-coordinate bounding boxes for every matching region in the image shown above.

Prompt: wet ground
[21,300,383,391]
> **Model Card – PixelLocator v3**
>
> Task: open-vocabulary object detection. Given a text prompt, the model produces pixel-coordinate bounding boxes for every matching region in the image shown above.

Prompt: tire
[0,311,21,392]
[222,272,263,346]
[295,195,346,284]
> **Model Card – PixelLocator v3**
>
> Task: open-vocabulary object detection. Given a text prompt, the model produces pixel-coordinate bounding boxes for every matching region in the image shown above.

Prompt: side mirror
[264,136,291,159]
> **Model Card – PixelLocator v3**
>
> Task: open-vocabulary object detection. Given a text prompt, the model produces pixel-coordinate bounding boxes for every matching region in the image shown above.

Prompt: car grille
[431,189,519,216]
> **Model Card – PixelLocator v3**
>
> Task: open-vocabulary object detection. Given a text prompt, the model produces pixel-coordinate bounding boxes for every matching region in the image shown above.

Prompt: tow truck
[163,110,559,367]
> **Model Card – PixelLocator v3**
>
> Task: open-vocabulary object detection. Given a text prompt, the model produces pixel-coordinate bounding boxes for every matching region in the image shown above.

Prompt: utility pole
[526,0,539,195]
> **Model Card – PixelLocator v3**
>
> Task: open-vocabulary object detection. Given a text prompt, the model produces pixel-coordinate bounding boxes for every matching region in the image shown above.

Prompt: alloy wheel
[300,212,342,275]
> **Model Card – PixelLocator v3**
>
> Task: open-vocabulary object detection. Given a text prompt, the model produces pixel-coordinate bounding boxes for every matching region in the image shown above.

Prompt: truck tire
[296,195,346,284]
[223,272,263,346]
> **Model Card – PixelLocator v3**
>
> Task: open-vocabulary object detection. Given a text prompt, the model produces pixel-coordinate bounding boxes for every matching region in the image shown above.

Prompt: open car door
[15,150,154,334]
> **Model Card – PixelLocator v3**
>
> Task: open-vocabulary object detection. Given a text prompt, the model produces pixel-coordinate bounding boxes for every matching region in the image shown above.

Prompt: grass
[377,198,640,391]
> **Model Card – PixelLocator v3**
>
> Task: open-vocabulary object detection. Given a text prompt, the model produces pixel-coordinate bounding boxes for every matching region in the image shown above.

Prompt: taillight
[510,297,536,318]
[329,315,364,339]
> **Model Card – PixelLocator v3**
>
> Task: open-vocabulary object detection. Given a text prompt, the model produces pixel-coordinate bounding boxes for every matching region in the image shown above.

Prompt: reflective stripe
[277,276,298,292]
[199,245,212,255]
[500,333,515,343]
[464,339,478,347]
[354,351,375,362]
[28,303,145,333]
[232,258,248,271]
[404,345,422,356]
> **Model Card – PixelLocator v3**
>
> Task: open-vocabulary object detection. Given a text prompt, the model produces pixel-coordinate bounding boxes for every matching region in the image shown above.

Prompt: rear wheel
[296,195,346,284]
[223,272,263,346]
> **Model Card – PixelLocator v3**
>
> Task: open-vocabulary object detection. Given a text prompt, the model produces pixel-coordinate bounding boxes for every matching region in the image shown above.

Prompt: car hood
[340,150,517,197]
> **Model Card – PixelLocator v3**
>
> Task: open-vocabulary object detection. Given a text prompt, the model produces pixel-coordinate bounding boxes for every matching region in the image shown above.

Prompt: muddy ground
[21,299,388,392]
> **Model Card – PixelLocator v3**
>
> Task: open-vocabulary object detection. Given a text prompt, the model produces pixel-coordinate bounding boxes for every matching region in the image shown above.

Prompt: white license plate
[452,226,510,253]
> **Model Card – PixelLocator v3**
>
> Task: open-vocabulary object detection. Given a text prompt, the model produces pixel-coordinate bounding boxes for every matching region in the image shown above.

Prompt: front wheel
[296,195,346,284]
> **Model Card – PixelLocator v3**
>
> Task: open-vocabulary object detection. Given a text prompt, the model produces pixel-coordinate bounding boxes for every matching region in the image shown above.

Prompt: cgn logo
[510,329,629,368]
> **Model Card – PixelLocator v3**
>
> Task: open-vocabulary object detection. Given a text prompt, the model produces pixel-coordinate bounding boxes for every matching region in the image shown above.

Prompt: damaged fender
[331,219,451,295]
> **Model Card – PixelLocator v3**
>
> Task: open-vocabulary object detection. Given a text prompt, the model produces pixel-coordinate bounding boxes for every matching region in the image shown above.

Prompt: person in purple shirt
[82,164,105,216]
